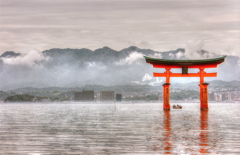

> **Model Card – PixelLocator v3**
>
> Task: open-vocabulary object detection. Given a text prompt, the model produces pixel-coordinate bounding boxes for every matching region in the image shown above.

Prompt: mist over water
[0,102,239,154]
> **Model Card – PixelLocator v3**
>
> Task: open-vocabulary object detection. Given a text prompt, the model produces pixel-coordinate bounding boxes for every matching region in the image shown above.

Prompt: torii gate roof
[144,55,226,68]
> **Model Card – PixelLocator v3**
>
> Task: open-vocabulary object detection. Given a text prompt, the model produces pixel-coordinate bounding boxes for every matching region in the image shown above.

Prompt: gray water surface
[0,103,240,154]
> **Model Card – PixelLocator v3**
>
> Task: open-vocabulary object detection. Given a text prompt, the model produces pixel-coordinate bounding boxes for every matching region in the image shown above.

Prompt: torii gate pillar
[200,83,209,111]
[163,83,171,110]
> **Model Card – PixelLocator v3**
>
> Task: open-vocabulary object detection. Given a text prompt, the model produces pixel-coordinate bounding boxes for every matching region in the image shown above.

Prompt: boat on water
[173,105,182,109]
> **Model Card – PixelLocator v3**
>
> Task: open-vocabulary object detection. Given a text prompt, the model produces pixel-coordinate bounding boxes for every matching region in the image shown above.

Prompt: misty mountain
[0,46,239,90]
[42,46,156,66]
[0,51,21,58]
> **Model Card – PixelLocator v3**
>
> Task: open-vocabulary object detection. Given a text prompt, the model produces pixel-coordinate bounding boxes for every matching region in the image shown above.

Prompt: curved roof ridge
[144,55,227,66]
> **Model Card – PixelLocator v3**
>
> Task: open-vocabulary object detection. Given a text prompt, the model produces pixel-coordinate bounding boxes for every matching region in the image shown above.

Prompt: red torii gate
[144,56,226,110]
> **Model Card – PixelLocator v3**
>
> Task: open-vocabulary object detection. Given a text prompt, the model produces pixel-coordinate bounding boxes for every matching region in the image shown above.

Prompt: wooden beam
[153,72,217,77]
[152,63,218,68]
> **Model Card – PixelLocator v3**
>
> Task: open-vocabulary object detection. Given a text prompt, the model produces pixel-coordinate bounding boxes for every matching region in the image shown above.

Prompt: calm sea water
[0,102,239,154]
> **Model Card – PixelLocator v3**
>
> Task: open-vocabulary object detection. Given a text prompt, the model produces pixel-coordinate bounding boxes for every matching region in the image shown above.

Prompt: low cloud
[149,53,162,59]
[176,52,184,59]
[116,51,144,65]
[184,40,219,59]
[2,50,48,66]
[142,73,152,82]
[184,40,205,59]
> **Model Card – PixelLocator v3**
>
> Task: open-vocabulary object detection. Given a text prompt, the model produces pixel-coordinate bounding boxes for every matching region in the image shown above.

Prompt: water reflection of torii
[153,111,172,153]
[199,111,209,153]
[144,56,226,110]
[163,111,172,154]
[153,111,209,154]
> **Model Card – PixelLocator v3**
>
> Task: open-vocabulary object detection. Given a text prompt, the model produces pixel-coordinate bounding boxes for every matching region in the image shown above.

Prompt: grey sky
[1,0,239,55]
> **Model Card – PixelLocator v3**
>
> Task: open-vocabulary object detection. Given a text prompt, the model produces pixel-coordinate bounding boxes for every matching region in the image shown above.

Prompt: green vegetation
[126,94,159,101]
[5,94,35,102]
[4,94,70,102]
[170,90,199,100]
[125,90,199,101]
[0,91,14,99]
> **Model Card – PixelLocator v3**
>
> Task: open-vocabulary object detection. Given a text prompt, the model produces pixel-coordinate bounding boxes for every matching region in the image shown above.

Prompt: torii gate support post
[199,68,209,111]
[200,83,209,111]
[163,83,171,110]
[163,68,171,110]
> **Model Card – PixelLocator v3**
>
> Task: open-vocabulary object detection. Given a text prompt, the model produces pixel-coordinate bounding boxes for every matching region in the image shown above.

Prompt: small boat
[173,105,182,109]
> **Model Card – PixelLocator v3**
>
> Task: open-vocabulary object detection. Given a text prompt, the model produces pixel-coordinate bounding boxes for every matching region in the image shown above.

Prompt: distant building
[158,94,163,101]
[222,93,227,101]
[209,92,215,101]
[74,90,94,101]
[116,94,122,102]
[100,91,114,101]
[215,93,222,102]
[227,92,236,101]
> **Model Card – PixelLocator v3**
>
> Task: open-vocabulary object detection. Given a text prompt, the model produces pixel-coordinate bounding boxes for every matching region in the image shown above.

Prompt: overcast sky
[0,0,239,55]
